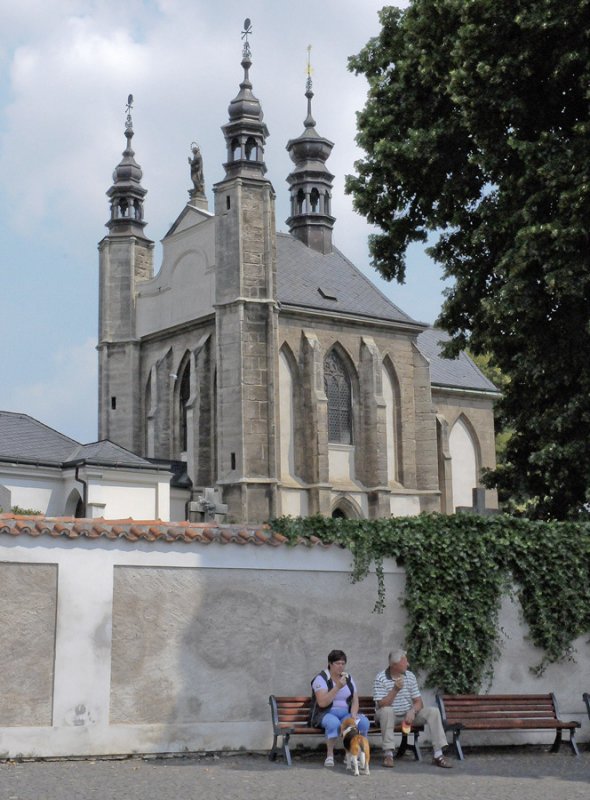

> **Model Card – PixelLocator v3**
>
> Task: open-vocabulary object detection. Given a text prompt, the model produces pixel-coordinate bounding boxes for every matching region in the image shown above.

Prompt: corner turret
[98,95,153,452]
[286,53,335,254]
[106,95,147,235]
[221,20,269,180]
[213,21,279,523]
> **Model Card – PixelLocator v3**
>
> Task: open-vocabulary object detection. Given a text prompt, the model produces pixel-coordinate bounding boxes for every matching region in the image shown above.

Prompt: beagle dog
[340,716,370,776]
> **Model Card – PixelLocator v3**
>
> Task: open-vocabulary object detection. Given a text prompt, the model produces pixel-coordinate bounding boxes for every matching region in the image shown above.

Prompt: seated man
[373,648,452,769]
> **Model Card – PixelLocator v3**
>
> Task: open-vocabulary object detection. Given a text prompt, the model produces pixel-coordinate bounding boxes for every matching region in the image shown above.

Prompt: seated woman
[311,649,370,767]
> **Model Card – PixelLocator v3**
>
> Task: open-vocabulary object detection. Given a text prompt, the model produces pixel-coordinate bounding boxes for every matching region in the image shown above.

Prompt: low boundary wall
[0,522,588,758]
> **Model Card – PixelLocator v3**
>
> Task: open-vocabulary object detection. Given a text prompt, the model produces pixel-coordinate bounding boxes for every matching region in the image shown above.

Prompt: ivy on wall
[271,514,590,693]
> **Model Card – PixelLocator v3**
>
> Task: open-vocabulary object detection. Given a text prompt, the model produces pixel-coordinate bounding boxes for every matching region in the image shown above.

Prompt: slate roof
[64,441,166,470]
[0,514,313,548]
[276,233,420,326]
[417,328,499,394]
[0,411,79,465]
[0,411,165,470]
[276,235,498,394]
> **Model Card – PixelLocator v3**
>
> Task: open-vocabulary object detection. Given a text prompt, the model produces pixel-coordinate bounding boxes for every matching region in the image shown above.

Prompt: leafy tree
[347,0,590,518]
[468,351,511,464]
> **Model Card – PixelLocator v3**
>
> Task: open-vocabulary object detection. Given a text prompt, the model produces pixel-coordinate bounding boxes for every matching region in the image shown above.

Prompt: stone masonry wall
[278,314,442,513]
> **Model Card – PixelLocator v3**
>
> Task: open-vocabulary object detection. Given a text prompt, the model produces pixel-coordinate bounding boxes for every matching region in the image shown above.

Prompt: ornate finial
[125,94,134,132]
[306,45,313,93]
[241,18,253,59]
[304,46,315,128]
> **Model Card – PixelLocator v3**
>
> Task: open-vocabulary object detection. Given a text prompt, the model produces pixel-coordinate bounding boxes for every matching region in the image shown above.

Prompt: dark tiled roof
[166,460,192,489]
[0,411,164,470]
[417,328,499,394]
[0,514,327,548]
[276,234,420,326]
[65,441,163,470]
[0,411,79,464]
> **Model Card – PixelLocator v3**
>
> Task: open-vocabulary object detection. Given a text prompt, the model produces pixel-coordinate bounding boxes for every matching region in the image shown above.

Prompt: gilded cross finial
[306,44,313,92]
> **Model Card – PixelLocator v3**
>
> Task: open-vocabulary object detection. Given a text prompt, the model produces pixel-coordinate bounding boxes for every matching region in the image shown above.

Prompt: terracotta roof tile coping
[0,514,328,548]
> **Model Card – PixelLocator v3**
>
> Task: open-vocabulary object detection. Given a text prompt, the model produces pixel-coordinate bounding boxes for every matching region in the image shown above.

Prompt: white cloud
[0,1,445,443]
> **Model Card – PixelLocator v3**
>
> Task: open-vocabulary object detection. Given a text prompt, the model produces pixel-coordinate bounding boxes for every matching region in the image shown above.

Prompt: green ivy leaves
[271,513,590,693]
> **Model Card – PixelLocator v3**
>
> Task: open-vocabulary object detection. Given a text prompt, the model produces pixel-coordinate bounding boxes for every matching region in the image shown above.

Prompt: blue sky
[0,0,447,443]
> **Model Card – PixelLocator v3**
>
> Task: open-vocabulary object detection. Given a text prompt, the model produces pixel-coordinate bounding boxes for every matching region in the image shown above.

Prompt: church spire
[286,49,335,254]
[221,19,269,180]
[106,95,148,234]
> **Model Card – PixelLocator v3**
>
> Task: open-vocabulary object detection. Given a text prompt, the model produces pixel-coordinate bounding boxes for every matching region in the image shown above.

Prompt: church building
[97,36,498,524]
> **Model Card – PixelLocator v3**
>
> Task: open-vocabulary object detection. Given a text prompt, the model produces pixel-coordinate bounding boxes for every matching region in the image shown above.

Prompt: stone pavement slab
[0,747,588,800]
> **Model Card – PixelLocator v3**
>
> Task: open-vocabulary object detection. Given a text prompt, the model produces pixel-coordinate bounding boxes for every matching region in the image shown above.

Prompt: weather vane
[306,44,313,92]
[241,18,253,58]
[125,94,134,131]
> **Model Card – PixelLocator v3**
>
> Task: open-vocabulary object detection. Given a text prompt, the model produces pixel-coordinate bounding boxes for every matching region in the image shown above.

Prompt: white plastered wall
[0,532,588,758]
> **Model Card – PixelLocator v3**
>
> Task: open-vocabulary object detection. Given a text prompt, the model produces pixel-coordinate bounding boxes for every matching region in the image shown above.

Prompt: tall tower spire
[98,95,153,452]
[213,21,279,523]
[286,48,335,253]
[106,95,147,234]
[221,18,269,179]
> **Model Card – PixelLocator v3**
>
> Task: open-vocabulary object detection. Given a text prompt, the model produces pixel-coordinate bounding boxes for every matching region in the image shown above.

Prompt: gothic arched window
[449,416,479,511]
[382,360,402,484]
[324,350,352,444]
[179,363,190,452]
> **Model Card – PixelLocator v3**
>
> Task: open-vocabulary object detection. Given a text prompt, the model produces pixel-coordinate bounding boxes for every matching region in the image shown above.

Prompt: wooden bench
[269,695,424,766]
[436,693,581,760]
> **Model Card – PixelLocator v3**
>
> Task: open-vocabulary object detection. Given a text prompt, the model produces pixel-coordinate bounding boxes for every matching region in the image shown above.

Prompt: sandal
[324,756,335,767]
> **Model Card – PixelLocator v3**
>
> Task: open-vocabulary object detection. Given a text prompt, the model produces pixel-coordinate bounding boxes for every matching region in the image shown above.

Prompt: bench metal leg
[268,734,278,761]
[452,729,464,761]
[549,730,562,753]
[269,731,293,765]
[394,732,422,761]
[568,730,580,757]
[395,733,408,758]
[412,731,422,761]
[282,732,292,766]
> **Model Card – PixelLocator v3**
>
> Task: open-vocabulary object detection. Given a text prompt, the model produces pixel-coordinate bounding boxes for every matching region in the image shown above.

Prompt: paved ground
[0,746,588,800]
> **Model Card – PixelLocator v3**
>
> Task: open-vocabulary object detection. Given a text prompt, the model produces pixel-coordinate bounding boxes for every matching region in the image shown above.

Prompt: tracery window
[324,350,352,444]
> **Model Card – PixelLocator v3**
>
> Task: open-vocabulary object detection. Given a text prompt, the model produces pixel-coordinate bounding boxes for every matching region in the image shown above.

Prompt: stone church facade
[98,40,498,524]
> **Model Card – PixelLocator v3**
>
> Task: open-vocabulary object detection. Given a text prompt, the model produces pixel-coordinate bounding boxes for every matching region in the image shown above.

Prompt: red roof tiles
[0,513,308,547]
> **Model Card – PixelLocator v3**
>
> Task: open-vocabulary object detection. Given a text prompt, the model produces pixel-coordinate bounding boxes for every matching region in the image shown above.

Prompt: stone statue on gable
[188,142,205,197]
